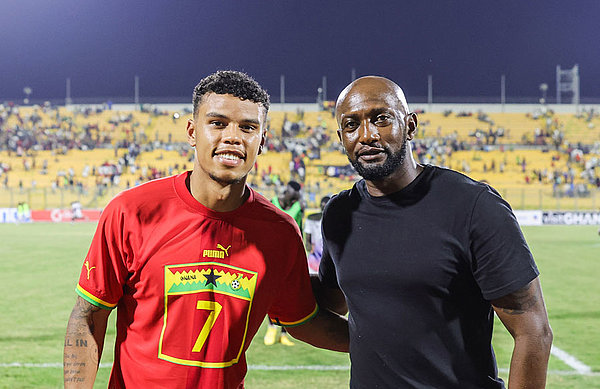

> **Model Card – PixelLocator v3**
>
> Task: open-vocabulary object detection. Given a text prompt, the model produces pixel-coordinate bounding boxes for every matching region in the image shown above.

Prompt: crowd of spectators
[1,102,600,207]
[0,102,195,196]
[411,107,600,198]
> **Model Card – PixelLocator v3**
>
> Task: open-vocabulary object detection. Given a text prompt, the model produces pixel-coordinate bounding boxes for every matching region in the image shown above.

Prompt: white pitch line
[1,362,598,376]
[551,345,592,374]
[0,363,347,370]
[249,365,349,370]
[0,362,114,368]
[498,368,600,376]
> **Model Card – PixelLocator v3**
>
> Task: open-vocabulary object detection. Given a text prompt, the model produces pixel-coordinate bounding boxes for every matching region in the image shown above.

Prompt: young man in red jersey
[64,71,348,389]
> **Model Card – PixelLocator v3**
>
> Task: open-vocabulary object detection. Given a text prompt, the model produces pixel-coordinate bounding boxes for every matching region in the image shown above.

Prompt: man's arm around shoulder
[492,277,553,389]
[285,307,349,352]
[310,273,348,316]
[285,274,349,352]
[64,296,111,388]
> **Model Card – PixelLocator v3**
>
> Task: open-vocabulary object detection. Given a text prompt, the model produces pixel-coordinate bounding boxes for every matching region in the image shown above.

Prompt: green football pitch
[0,223,598,388]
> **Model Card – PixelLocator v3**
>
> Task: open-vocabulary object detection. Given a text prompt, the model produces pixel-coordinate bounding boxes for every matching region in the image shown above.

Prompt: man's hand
[492,277,553,389]
[310,274,348,316]
[64,296,111,388]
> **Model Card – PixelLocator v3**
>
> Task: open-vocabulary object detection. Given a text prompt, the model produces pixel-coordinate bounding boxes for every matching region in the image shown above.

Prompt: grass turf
[0,223,598,388]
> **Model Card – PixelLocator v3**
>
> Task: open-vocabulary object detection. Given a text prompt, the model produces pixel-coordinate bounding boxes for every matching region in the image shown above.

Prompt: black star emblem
[204,268,221,286]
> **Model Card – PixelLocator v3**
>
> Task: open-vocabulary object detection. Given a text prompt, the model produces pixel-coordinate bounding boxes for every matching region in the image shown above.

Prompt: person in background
[70,201,83,222]
[272,180,304,229]
[304,195,331,274]
[16,201,30,223]
[264,180,305,346]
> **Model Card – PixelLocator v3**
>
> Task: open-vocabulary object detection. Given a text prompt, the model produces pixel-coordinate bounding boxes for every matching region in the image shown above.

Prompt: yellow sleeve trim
[76,284,117,310]
[278,303,319,327]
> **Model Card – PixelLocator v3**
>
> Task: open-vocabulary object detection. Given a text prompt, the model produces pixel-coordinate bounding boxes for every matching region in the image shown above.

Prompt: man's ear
[186,119,196,147]
[337,128,342,142]
[406,112,418,141]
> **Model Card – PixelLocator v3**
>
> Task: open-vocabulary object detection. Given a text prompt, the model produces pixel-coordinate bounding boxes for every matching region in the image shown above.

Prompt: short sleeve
[268,234,318,327]
[469,187,539,301]
[76,199,130,310]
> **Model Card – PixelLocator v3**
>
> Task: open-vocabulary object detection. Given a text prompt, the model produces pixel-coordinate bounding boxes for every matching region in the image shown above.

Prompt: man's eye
[375,115,391,124]
[211,121,225,127]
[344,121,358,131]
[241,125,256,132]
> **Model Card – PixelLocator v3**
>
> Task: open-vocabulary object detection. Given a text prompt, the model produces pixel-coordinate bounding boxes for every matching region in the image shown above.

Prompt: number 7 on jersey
[192,300,223,352]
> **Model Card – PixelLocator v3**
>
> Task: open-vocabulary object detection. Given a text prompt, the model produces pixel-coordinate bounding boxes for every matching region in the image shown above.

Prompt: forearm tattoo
[64,299,104,384]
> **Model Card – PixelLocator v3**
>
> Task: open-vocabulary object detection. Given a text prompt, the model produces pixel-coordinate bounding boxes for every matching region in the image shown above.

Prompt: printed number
[192,301,223,352]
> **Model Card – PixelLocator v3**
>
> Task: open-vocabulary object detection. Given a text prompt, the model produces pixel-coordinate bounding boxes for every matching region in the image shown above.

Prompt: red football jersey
[76,172,317,388]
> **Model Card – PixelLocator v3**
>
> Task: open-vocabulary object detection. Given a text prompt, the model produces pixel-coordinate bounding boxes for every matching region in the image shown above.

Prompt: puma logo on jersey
[217,244,231,256]
[84,260,96,279]
[203,244,231,259]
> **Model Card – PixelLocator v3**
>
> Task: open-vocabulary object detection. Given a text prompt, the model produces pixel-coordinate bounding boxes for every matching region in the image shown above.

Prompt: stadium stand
[1,102,599,211]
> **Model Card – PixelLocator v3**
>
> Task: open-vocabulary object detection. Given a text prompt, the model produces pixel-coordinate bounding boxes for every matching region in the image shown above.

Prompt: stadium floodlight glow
[556,65,580,105]
[23,86,32,105]
[539,83,548,105]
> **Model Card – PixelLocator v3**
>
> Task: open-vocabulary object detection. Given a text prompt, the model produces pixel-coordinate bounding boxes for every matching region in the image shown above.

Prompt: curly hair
[192,70,270,116]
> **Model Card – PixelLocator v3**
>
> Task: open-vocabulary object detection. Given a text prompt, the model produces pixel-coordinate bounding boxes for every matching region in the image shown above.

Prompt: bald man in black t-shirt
[314,76,552,389]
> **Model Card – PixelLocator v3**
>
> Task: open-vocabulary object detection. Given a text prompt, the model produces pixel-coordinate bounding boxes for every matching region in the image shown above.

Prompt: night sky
[1,0,599,103]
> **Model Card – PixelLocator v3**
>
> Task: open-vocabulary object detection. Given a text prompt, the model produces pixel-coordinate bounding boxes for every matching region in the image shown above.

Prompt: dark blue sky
[1,0,599,103]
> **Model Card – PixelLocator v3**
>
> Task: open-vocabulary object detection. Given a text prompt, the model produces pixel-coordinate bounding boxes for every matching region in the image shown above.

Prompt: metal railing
[0,186,123,210]
[499,187,598,210]
[1,185,598,211]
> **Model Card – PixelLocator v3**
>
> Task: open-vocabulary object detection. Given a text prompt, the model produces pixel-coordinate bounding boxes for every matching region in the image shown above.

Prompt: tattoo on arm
[63,351,89,384]
[492,282,538,315]
[64,297,109,386]
[72,297,103,319]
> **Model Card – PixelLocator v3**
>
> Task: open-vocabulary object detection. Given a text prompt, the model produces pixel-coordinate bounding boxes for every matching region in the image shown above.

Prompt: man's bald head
[334,75,419,185]
[335,76,410,123]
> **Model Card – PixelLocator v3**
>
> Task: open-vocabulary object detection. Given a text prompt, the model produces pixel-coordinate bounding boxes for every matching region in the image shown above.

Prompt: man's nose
[222,123,242,144]
[358,121,380,144]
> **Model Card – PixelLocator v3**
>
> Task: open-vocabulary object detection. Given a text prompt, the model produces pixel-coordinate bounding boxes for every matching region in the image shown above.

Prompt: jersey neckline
[173,171,255,218]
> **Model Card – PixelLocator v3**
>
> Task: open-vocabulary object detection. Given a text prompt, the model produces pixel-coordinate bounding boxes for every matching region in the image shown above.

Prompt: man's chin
[355,160,384,171]
[208,172,246,186]
[350,156,405,181]
[356,168,393,181]
[348,142,407,181]
[350,162,386,181]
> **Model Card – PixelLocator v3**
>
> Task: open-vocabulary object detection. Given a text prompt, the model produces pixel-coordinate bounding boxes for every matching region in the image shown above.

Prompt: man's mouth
[357,147,386,162]
[218,153,243,161]
[214,150,245,166]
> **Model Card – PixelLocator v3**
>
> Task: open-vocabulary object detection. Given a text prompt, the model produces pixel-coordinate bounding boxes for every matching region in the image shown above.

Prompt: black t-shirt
[319,165,539,389]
